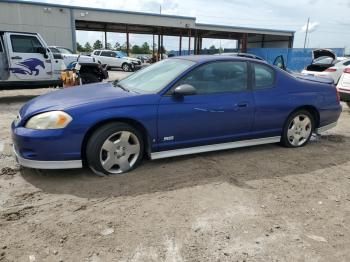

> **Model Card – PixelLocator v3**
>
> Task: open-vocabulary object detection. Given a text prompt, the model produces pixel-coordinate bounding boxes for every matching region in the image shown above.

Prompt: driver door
[6,33,52,80]
[157,61,255,151]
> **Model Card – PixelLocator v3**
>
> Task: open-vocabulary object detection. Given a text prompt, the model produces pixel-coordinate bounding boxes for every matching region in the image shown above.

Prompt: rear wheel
[281,110,314,148]
[86,123,144,175]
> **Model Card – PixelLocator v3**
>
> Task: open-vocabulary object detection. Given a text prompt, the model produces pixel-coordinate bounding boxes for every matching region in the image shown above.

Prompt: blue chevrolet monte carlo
[12,55,341,175]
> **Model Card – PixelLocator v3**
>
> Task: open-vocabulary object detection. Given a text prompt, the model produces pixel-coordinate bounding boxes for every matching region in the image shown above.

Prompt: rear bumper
[13,145,82,169]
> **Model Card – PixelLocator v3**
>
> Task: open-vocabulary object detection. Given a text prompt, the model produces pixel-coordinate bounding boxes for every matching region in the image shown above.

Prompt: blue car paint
[12,56,342,162]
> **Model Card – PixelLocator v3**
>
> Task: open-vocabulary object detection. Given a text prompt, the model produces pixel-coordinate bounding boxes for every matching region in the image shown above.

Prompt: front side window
[176,61,248,94]
[49,47,60,53]
[253,63,275,89]
[117,58,195,94]
[57,47,73,54]
[11,35,43,53]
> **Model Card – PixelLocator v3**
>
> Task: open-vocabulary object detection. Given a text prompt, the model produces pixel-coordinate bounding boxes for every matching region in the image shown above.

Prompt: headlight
[25,111,72,130]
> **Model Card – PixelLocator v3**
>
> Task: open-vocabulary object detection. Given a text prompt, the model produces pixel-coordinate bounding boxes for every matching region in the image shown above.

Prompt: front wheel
[122,63,131,72]
[281,110,314,148]
[86,123,144,175]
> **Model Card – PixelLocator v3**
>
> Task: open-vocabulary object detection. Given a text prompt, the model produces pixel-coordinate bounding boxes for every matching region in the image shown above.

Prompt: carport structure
[0,1,295,56]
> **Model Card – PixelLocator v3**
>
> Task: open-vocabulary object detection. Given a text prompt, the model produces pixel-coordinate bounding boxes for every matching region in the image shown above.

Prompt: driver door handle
[236,103,248,108]
[11,56,22,60]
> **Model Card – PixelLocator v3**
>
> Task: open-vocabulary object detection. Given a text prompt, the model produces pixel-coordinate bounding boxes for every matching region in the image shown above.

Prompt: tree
[76,42,84,52]
[141,42,151,54]
[93,40,103,50]
[114,42,121,50]
[84,42,92,52]
[106,42,112,50]
[131,45,142,54]
[209,45,216,50]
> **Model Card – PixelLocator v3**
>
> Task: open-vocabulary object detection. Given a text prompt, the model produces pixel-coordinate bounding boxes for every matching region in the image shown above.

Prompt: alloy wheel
[99,131,140,174]
[287,114,312,146]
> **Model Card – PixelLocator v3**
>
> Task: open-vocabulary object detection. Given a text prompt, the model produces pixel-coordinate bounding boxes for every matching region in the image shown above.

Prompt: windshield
[313,56,335,65]
[117,59,196,94]
[116,51,127,58]
[57,47,73,54]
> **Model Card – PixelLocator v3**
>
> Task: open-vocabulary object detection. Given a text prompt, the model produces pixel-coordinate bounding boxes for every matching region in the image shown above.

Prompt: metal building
[0,0,295,55]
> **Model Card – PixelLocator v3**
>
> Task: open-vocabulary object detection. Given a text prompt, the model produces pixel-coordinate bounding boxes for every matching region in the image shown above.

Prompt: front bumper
[12,122,84,169]
[13,145,82,169]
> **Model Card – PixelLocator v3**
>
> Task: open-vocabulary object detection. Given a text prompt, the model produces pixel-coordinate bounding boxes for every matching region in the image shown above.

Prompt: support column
[104,28,107,49]
[188,29,191,55]
[152,33,155,59]
[157,33,161,61]
[126,25,130,56]
[160,34,164,59]
[194,31,197,55]
[179,33,182,56]
[261,35,265,48]
[242,33,248,53]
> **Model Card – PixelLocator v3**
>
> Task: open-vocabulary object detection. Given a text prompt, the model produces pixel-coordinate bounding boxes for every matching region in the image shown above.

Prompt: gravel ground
[0,85,349,262]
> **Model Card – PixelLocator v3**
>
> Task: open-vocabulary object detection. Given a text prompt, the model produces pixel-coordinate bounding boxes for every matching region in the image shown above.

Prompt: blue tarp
[169,48,345,73]
[247,48,345,72]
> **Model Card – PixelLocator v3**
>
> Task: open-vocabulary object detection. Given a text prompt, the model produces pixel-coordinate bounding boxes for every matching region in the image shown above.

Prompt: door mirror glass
[173,84,197,97]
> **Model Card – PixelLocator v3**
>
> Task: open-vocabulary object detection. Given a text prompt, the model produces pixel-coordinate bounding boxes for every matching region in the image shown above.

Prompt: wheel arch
[81,118,152,165]
[288,105,320,128]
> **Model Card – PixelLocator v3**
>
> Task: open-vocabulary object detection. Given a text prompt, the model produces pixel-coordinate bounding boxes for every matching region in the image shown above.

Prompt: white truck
[0,31,108,88]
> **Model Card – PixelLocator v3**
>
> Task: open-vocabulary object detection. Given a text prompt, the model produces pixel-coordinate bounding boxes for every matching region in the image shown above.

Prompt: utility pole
[304,17,310,49]
[159,5,162,14]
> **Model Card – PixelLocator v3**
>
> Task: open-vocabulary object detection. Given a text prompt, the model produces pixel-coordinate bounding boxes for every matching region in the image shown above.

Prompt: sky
[24,0,350,53]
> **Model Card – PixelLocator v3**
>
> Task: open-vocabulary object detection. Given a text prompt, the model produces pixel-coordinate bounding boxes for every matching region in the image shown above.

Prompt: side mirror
[173,84,197,97]
[37,47,48,58]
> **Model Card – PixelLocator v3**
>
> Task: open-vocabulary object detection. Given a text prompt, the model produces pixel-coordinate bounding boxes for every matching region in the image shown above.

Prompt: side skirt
[151,136,281,160]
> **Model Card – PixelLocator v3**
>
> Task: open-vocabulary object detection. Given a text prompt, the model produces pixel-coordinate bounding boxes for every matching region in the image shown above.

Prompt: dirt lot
[0,85,350,262]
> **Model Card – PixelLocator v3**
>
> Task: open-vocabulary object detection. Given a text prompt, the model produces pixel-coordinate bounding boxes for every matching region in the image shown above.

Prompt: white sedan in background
[337,66,350,107]
[301,49,350,84]
[91,50,141,71]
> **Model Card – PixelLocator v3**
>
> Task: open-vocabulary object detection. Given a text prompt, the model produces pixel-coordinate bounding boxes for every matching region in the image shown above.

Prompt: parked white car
[337,66,350,107]
[301,49,350,84]
[49,46,101,66]
[91,50,141,71]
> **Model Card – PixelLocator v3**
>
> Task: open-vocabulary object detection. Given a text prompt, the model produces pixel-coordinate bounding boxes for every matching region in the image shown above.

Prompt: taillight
[325,68,337,72]
[335,86,340,102]
[344,68,350,74]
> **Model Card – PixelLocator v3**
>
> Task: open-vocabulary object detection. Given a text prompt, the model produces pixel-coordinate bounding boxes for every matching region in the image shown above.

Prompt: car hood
[312,49,336,60]
[20,82,138,118]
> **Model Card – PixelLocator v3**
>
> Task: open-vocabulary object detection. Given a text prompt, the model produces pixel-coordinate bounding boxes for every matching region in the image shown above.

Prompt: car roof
[172,55,268,63]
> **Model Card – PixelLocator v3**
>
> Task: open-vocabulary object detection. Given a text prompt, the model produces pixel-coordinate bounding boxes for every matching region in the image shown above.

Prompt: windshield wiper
[114,82,129,92]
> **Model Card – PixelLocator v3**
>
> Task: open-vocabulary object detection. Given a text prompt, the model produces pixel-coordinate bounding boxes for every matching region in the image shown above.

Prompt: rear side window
[177,61,248,94]
[253,63,275,89]
[94,51,101,55]
[100,51,115,57]
[10,35,43,53]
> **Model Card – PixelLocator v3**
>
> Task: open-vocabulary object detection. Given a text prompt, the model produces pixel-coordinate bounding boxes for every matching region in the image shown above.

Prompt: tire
[122,63,131,72]
[86,123,144,175]
[81,73,99,84]
[347,102,350,108]
[280,110,314,148]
